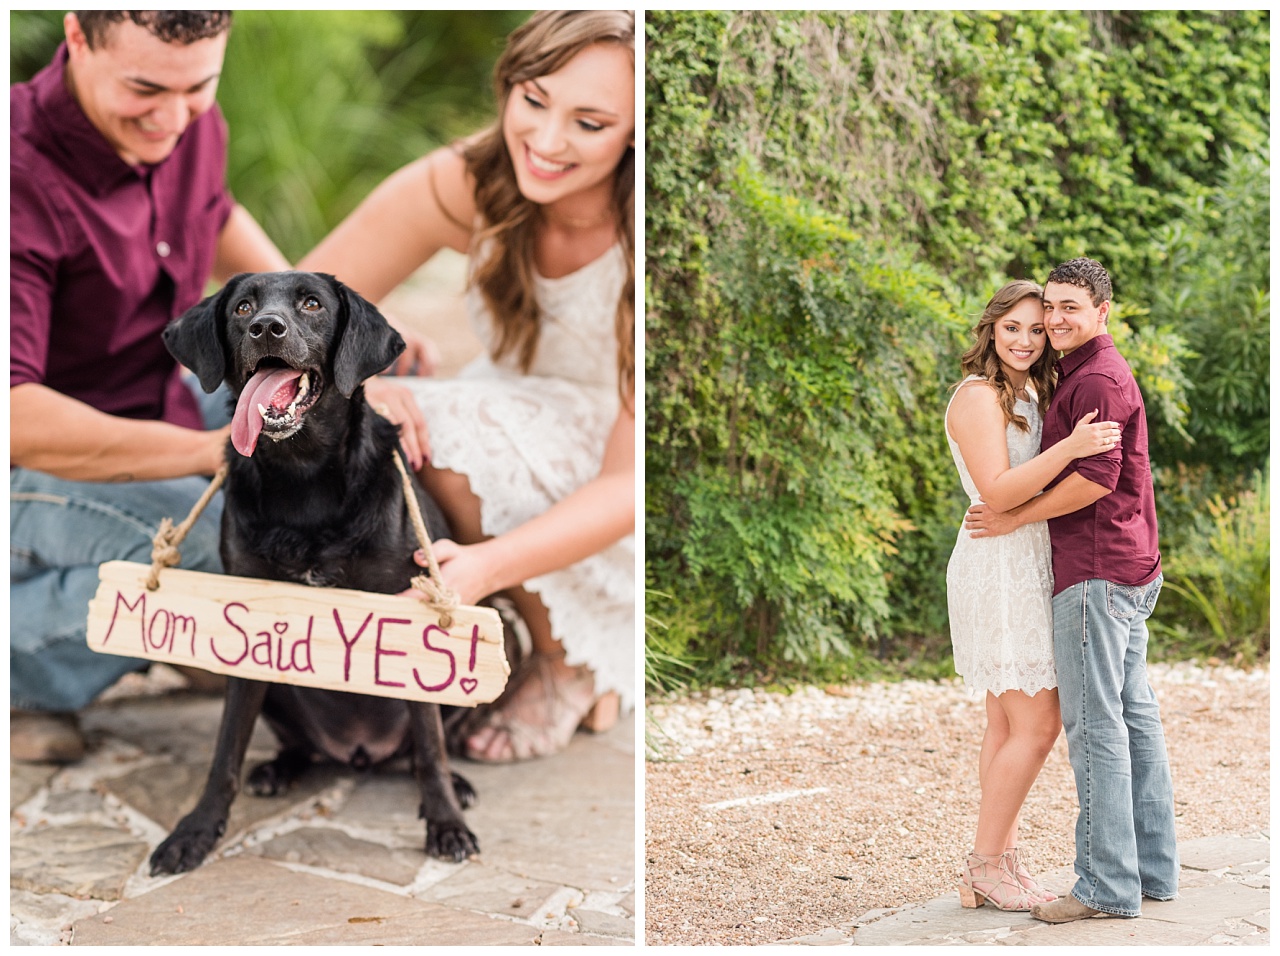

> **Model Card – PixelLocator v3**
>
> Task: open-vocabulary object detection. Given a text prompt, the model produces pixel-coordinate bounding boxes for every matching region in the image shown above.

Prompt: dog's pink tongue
[231,368,303,457]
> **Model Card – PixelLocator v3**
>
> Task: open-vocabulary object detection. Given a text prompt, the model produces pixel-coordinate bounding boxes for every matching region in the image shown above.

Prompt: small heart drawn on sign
[460,677,478,695]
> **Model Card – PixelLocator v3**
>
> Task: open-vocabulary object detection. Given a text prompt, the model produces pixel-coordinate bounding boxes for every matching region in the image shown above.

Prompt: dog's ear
[164,274,245,393]
[331,277,406,397]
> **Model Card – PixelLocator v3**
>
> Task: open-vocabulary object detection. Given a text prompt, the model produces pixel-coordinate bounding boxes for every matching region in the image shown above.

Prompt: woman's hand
[1065,409,1122,458]
[375,304,442,377]
[389,326,441,377]
[403,540,500,608]
[365,378,431,470]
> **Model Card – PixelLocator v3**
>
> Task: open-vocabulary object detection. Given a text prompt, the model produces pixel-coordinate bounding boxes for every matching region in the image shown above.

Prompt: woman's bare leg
[965,687,1060,905]
[420,463,486,545]
[421,463,557,645]
[979,693,1018,849]
[973,688,1059,855]
[419,463,607,760]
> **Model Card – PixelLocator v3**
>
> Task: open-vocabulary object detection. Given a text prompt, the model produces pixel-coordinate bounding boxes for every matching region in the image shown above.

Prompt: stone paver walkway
[780,832,1270,946]
[10,669,635,946]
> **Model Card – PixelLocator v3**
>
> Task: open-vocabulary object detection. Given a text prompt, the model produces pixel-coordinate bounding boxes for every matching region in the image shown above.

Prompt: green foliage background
[645,10,1269,690]
[11,10,529,261]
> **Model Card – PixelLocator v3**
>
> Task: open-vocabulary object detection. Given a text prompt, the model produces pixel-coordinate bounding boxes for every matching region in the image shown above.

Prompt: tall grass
[643,591,694,696]
[1152,465,1270,664]
[644,591,694,761]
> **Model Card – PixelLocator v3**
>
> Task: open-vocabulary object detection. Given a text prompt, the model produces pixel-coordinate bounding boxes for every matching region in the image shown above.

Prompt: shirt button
[156,241,171,258]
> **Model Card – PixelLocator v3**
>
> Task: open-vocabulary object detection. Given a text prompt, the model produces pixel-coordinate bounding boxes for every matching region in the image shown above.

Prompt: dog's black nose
[248,314,288,340]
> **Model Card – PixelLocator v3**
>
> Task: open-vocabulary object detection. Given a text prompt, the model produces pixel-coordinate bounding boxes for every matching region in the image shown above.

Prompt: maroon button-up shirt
[1041,334,1162,594]
[11,43,234,429]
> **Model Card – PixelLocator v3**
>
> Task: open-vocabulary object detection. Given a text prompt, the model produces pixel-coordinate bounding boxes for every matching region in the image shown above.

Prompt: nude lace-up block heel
[1007,846,1056,902]
[959,852,1038,911]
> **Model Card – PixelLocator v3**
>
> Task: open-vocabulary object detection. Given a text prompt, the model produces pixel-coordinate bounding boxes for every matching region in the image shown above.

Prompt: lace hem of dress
[955,669,1058,701]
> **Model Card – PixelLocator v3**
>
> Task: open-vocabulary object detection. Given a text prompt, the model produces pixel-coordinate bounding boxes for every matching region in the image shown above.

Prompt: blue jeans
[10,380,230,712]
[1051,576,1178,916]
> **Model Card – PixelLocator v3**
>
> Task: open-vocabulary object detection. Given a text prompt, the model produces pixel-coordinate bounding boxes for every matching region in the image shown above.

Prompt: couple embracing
[945,258,1177,923]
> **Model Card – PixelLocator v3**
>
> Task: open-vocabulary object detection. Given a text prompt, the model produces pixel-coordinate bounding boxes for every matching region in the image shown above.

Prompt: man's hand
[964,502,1020,539]
[203,425,232,475]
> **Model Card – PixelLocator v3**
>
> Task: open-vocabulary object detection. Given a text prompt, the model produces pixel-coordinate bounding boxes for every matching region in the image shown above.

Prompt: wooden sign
[87,561,508,706]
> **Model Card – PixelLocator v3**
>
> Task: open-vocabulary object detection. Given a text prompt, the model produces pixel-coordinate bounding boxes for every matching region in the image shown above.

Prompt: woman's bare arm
[949,380,1116,513]
[298,148,477,302]
[420,406,635,606]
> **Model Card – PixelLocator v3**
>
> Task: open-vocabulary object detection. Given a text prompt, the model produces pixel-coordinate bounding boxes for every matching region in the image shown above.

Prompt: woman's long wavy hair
[461,10,635,408]
[956,279,1056,432]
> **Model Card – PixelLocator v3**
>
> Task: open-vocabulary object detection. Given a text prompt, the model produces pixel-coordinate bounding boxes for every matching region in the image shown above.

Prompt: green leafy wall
[645,10,1269,682]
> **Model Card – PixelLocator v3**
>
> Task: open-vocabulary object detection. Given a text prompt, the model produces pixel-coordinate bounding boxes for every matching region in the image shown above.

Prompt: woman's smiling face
[992,297,1047,379]
[501,42,634,207]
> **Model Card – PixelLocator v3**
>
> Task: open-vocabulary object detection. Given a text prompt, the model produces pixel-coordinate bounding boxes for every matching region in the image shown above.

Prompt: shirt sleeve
[1058,370,1129,492]
[10,166,65,389]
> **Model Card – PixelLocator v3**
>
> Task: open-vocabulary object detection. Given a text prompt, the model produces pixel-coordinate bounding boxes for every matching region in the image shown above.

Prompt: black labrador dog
[150,271,478,875]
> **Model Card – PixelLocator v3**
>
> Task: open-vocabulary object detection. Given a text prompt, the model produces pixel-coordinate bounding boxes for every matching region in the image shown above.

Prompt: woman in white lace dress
[300,11,635,762]
[945,280,1121,910]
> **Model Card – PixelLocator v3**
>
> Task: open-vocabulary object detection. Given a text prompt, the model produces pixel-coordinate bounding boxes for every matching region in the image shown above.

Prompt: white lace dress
[944,377,1056,699]
[400,245,634,711]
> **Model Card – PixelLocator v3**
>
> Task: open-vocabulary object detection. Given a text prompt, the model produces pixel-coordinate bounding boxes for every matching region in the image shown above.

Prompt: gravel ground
[643,661,1270,946]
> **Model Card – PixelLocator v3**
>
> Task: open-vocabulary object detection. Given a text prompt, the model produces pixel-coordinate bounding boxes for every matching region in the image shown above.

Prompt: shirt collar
[1056,333,1114,379]
[31,44,146,196]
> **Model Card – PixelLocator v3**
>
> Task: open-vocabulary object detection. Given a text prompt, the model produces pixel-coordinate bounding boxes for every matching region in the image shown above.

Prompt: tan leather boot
[1031,895,1104,923]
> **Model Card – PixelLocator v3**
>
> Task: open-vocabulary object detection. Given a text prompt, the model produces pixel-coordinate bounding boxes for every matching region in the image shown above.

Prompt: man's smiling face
[1042,281,1110,355]
[65,14,226,166]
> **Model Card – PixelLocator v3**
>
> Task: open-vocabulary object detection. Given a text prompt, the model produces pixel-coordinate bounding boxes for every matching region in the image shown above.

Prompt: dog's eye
[301,296,321,312]
[234,300,252,316]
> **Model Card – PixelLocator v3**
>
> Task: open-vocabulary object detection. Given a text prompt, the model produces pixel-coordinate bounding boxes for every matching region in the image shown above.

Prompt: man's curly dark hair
[76,11,232,49]
[1045,257,1112,306]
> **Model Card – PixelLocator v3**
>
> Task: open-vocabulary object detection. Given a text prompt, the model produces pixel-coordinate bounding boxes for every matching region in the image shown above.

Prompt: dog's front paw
[451,771,478,809]
[425,820,479,862]
[150,815,226,875]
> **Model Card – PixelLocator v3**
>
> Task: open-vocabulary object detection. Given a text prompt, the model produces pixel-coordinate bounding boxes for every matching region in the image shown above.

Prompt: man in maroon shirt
[10,12,289,761]
[965,258,1177,922]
